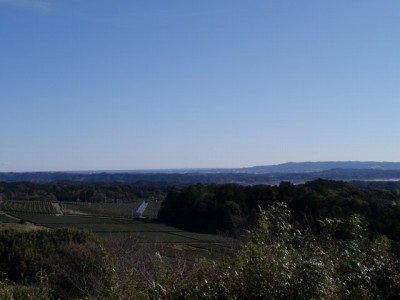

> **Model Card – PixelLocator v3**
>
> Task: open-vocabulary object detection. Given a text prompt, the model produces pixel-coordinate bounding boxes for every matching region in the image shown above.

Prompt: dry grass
[0,222,49,231]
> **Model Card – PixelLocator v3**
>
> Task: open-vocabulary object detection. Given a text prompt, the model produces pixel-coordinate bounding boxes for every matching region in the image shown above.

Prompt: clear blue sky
[1,0,399,171]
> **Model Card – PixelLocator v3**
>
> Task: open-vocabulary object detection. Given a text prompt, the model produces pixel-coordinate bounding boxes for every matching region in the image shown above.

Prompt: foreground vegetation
[0,179,400,298]
[0,203,399,299]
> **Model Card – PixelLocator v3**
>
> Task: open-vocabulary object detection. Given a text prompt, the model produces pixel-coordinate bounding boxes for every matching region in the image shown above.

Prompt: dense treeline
[0,182,169,203]
[353,180,400,193]
[153,204,400,299]
[158,179,400,241]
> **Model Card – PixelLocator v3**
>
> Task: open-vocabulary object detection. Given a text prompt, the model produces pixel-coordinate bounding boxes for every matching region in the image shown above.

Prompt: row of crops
[11,212,230,244]
[61,202,139,218]
[61,201,162,219]
[0,200,161,218]
[142,201,162,218]
[0,201,231,257]
[0,214,18,223]
[0,200,57,214]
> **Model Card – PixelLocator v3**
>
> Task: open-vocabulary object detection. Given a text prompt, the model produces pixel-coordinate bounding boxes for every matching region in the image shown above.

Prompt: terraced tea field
[11,212,231,254]
[0,200,57,214]
[142,201,162,218]
[62,202,133,217]
[1,200,232,256]
[61,201,161,218]
[0,214,18,223]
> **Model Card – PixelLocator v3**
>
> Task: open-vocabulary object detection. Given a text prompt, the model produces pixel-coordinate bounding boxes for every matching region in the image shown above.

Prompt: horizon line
[1,160,400,174]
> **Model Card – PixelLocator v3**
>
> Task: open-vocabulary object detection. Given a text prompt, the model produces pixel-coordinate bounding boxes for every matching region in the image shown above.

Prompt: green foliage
[0,228,95,283]
[2,180,400,299]
[0,200,57,215]
[1,204,399,299]
[96,246,146,300]
[0,285,52,300]
[152,203,400,299]
[158,180,400,244]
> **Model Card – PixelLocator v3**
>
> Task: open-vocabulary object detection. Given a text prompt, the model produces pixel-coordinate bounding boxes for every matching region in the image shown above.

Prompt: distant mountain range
[71,161,400,174]
[238,161,400,174]
[1,161,400,184]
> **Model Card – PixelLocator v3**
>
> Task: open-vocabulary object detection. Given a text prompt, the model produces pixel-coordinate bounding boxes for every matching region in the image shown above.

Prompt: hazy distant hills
[239,161,400,174]
[1,161,400,184]
[96,161,400,175]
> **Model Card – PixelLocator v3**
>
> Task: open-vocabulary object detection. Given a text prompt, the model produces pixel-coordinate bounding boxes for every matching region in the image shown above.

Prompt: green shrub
[151,203,400,299]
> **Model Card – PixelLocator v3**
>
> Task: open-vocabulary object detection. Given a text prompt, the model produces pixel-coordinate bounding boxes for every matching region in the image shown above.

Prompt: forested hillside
[158,179,400,243]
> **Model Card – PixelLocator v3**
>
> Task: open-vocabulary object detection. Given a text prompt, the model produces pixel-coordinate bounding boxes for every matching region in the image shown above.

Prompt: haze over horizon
[3,160,400,175]
[1,1,399,172]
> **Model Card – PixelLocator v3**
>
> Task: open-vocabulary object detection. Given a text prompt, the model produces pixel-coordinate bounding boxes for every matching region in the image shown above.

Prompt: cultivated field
[11,213,225,242]
[61,201,161,219]
[0,199,231,257]
[61,202,137,218]
[0,214,18,223]
[0,200,57,214]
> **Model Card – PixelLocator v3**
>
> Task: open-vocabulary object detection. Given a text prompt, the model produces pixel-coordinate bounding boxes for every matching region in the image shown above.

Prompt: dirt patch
[61,208,87,215]
[0,223,49,231]
[52,202,64,215]
[172,244,198,251]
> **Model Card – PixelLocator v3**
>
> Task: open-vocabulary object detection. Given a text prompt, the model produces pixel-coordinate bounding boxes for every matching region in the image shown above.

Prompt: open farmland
[61,202,137,217]
[61,201,160,218]
[0,200,57,214]
[11,213,224,241]
[0,199,232,256]
[142,200,162,218]
[0,214,18,223]
[9,212,231,256]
